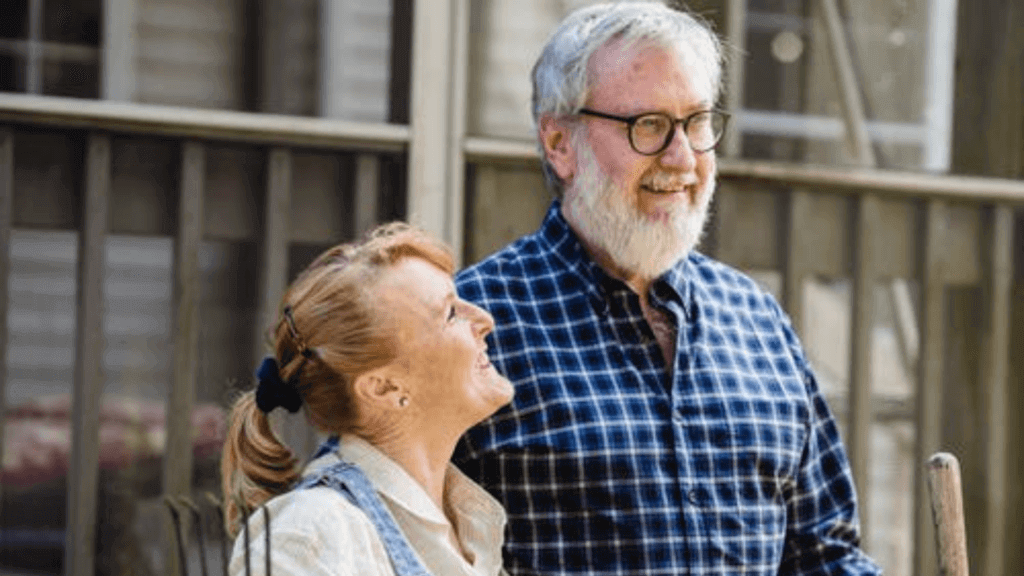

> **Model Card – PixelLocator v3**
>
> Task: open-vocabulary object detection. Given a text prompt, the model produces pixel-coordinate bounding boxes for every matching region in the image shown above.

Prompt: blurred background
[0,1,1021,576]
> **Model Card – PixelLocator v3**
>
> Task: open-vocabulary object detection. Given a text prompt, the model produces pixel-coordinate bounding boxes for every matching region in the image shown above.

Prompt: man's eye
[635,116,668,133]
[447,305,458,322]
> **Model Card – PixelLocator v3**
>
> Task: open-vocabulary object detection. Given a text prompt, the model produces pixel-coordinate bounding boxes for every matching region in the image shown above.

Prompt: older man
[454,2,881,575]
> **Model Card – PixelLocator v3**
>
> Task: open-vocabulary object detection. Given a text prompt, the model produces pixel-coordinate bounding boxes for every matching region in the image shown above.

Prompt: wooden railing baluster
[0,127,12,520]
[915,199,949,576]
[849,193,882,545]
[782,189,812,336]
[67,132,111,576]
[978,204,1013,576]
[163,140,208,576]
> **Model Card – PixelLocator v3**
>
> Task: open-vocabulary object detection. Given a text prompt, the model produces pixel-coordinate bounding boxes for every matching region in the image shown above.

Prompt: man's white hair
[532,1,725,196]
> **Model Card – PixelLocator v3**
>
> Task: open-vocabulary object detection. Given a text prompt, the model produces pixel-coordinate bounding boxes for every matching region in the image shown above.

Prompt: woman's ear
[353,369,405,409]
[539,115,577,182]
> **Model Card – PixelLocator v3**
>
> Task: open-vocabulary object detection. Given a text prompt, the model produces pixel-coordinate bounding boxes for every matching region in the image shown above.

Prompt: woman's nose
[469,302,495,337]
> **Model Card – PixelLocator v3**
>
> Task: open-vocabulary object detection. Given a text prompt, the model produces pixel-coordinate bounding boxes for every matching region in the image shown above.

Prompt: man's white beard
[562,139,714,281]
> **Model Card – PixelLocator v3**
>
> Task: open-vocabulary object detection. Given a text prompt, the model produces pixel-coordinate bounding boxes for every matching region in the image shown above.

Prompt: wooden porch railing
[1,94,1022,576]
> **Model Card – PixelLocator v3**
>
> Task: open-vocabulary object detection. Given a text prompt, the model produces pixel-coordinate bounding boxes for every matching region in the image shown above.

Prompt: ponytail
[219,392,300,536]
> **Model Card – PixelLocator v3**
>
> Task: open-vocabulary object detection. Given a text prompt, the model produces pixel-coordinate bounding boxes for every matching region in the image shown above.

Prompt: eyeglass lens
[631,111,726,154]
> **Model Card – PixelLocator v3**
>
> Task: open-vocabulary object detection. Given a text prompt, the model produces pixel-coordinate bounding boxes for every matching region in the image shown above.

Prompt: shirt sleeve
[771,300,883,575]
[228,489,395,576]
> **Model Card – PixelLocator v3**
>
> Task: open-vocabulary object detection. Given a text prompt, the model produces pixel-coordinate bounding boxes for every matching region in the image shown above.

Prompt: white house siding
[321,0,393,121]
[134,0,245,109]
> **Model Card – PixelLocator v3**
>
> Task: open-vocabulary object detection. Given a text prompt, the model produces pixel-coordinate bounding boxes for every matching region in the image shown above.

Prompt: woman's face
[375,257,513,428]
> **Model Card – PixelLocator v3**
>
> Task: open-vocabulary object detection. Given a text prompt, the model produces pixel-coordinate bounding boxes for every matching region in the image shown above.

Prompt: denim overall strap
[295,460,432,576]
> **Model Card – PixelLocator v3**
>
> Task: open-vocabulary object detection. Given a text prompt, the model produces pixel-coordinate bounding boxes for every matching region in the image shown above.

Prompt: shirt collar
[305,434,506,530]
[538,199,695,317]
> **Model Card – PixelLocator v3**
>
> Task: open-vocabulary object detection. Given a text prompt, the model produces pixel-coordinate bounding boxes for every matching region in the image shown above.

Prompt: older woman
[221,222,513,576]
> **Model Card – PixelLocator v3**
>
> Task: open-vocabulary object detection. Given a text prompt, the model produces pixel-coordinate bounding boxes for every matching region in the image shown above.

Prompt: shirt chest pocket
[677,380,809,505]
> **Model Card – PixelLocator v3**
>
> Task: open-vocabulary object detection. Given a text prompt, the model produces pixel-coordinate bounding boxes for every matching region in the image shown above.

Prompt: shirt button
[687,488,703,505]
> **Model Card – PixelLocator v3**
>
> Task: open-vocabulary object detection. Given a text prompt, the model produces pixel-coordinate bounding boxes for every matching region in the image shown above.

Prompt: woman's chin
[473,373,515,422]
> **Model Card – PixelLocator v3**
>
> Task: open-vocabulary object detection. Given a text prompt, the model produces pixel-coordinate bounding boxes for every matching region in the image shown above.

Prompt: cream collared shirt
[228,435,508,576]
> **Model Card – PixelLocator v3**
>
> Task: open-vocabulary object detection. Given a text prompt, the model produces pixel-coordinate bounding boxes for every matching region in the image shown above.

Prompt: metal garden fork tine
[230,493,252,576]
[178,496,210,576]
[163,496,190,576]
[261,505,272,576]
[204,492,230,576]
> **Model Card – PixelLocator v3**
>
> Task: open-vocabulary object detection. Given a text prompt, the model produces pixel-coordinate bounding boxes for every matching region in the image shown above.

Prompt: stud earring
[398,396,409,408]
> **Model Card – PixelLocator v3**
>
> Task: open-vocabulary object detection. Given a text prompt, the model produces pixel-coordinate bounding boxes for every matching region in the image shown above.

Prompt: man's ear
[539,115,577,183]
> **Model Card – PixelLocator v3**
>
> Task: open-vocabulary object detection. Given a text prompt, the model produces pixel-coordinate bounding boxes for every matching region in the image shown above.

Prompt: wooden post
[407,0,468,259]
[926,452,970,576]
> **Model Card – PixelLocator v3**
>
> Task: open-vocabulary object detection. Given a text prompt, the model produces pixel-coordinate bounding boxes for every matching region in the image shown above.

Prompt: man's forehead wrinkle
[587,42,713,109]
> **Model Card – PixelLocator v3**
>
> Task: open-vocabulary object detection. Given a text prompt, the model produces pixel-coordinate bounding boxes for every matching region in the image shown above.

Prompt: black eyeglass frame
[577,108,731,155]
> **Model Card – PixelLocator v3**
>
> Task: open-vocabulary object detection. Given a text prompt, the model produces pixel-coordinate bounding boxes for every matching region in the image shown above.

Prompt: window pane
[0,2,28,39]
[0,54,24,92]
[43,0,100,45]
[2,230,76,576]
[42,58,98,98]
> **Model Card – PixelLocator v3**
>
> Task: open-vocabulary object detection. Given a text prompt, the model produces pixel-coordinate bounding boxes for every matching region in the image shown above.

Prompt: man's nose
[658,124,697,170]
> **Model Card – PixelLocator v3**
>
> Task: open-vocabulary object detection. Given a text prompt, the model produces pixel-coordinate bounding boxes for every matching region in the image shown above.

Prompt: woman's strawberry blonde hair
[220,222,453,536]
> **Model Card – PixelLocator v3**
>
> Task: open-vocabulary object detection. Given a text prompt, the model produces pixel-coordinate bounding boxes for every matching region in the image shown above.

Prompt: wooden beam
[161,141,206,576]
[460,141,1024,204]
[66,133,111,576]
[0,94,410,152]
[914,199,948,576]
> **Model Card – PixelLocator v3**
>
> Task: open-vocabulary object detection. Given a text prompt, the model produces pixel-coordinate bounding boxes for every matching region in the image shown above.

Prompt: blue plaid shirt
[454,201,880,576]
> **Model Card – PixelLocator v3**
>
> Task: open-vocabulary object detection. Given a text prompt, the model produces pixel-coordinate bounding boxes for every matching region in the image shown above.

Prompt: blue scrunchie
[255,356,303,413]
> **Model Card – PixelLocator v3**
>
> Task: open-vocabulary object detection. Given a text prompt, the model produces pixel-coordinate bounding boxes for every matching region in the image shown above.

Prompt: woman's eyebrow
[436,291,456,318]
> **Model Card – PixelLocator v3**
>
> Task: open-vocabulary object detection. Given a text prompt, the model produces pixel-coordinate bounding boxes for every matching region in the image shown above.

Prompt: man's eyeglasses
[577,108,730,155]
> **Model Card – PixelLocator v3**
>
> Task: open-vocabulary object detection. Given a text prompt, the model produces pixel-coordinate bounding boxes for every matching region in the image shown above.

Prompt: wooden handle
[926,452,970,576]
